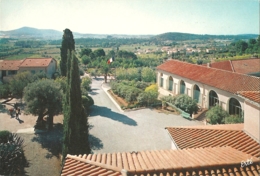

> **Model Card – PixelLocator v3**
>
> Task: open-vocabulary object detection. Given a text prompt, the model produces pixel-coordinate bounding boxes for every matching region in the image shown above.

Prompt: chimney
[207,63,211,68]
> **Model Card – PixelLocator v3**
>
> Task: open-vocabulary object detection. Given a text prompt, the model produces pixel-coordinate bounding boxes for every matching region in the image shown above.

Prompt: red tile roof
[157,60,260,94]
[204,59,260,74]
[61,154,122,176]
[237,91,260,104]
[166,126,260,158]
[0,60,23,70]
[61,147,260,176]
[19,58,53,68]
[231,59,260,74]
[207,60,234,72]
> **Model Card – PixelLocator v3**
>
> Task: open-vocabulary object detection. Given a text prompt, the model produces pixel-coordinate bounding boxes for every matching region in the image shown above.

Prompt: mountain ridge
[0,26,258,40]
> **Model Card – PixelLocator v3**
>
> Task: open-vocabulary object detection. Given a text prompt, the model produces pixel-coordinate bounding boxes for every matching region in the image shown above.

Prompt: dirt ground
[0,98,63,176]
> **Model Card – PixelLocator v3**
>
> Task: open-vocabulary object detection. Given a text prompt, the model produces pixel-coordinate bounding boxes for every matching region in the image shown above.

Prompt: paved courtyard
[0,77,204,175]
[88,78,204,153]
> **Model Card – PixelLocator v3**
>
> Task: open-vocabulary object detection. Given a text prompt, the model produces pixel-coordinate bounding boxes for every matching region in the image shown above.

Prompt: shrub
[205,105,228,124]
[174,94,198,115]
[145,84,158,92]
[81,76,92,93]
[82,95,94,109]
[225,115,244,124]
[0,130,11,143]
[0,131,26,175]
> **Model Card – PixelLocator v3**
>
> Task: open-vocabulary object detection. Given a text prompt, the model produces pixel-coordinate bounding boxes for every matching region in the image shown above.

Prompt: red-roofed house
[0,58,57,81]
[156,59,260,118]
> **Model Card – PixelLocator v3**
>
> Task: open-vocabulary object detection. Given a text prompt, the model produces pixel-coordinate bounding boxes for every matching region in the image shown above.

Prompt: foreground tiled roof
[166,125,260,158]
[157,60,260,94]
[205,58,260,74]
[237,91,260,104]
[61,147,260,176]
[19,58,53,67]
[0,60,23,70]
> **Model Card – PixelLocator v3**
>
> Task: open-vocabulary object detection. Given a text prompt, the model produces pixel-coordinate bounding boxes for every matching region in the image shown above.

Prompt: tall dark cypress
[62,31,90,163]
[60,29,75,77]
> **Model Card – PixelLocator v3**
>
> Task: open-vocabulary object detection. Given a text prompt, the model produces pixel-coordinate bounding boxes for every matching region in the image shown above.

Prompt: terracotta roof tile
[231,59,260,74]
[61,147,260,176]
[207,61,234,72]
[19,58,53,68]
[237,91,260,104]
[204,59,260,74]
[0,60,23,70]
[157,60,260,94]
[166,126,260,158]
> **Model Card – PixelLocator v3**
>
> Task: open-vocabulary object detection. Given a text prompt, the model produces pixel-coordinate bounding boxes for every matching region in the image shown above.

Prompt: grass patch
[5,54,42,60]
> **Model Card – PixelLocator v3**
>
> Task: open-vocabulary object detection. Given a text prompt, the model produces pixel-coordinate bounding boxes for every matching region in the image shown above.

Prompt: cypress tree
[60,29,75,77]
[62,31,90,162]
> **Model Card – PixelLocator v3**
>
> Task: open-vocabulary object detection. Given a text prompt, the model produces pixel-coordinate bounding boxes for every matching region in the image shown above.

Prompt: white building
[156,59,260,117]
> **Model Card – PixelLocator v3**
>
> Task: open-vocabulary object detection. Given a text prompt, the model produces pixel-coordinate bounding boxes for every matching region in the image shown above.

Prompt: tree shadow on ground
[89,134,103,153]
[90,105,137,126]
[88,90,99,95]
[31,123,63,159]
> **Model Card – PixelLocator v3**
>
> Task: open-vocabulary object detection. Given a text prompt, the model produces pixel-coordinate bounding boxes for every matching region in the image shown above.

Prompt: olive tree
[23,79,63,129]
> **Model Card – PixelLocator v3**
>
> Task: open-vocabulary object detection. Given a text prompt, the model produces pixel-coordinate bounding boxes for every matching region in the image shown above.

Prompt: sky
[0,0,259,35]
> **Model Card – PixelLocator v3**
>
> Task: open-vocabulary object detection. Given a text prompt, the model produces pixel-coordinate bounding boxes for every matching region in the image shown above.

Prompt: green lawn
[5,54,42,60]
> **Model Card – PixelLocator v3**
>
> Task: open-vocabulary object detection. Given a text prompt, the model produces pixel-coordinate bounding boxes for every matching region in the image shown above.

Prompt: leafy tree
[100,61,110,83]
[80,48,92,57]
[62,50,90,162]
[23,79,63,129]
[81,55,91,66]
[60,29,75,77]
[0,83,10,98]
[205,105,228,124]
[141,67,156,82]
[81,76,92,95]
[235,40,248,53]
[93,48,105,58]
[9,71,33,98]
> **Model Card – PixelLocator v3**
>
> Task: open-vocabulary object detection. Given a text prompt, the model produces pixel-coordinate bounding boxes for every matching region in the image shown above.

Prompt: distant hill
[154,32,258,41]
[0,27,258,40]
[0,27,63,39]
[0,27,154,40]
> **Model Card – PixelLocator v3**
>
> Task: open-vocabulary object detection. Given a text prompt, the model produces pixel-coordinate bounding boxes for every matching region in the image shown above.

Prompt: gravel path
[88,78,203,153]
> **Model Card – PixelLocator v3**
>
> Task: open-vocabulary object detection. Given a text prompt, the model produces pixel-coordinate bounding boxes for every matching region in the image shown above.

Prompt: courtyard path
[88,78,204,153]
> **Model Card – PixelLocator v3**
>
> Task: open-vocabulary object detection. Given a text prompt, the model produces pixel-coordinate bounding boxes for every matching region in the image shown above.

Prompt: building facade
[0,58,57,81]
[156,59,260,116]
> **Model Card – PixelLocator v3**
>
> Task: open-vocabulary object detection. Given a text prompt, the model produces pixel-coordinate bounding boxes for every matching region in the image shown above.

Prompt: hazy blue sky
[0,0,259,35]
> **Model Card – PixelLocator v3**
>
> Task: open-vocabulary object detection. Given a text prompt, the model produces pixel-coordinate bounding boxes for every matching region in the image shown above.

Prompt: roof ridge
[229,60,235,72]
[167,59,260,79]
[66,154,123,172]
[165,125,243,131]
